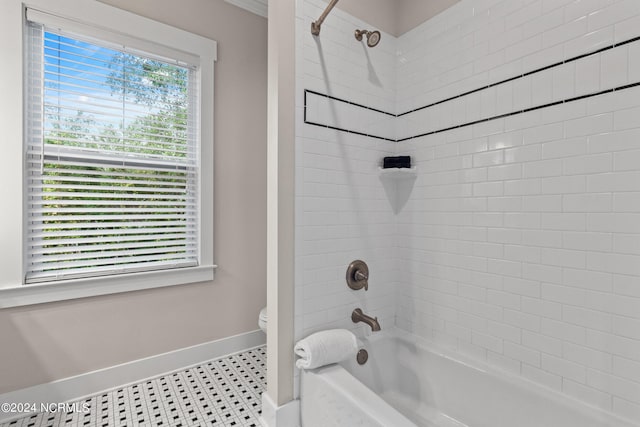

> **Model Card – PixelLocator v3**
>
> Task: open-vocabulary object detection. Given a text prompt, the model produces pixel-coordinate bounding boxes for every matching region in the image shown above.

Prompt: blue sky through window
[42,30,190,159]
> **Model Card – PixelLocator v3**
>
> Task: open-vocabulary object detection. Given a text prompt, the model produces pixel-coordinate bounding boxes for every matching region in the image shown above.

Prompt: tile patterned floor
[1,346,266,427]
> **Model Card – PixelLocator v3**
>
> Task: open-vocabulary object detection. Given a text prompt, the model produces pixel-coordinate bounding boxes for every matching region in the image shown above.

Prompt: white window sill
[0,265,217,308]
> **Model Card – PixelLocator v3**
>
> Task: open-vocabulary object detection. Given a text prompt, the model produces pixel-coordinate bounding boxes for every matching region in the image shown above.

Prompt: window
[25,14,200,283]
[0,0,215,306]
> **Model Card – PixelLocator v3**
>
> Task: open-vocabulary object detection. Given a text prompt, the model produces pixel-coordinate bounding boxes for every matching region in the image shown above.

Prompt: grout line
[304,119,397,141]
[303,89,307,123]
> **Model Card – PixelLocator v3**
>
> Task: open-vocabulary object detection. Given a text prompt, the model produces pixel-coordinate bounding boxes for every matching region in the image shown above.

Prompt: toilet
[259,307,267,334]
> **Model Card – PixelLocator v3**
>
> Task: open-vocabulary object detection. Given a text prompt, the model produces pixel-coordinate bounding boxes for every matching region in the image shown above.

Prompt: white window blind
[25,13,201,284]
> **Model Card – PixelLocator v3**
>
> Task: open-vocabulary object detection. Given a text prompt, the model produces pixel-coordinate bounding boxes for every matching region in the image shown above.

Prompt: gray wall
[336,0,460,36]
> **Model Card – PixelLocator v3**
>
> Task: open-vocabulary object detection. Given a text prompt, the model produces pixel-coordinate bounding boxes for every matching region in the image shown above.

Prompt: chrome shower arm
[311,0,340,36]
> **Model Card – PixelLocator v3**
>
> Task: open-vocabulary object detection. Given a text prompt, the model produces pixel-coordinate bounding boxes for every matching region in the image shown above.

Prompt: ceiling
[225,0,461,36]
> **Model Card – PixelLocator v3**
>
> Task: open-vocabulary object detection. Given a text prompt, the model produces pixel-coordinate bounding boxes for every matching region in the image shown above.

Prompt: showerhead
[367,30,381,47]
[355,29,381,48]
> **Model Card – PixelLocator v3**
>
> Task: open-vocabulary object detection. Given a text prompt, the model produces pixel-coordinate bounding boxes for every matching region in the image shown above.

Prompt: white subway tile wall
[296,0,640,421]
[294,0,398,343]
[396,0,640,422]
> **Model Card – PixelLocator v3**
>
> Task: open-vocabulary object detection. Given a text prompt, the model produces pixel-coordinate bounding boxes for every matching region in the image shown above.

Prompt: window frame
[0,0,217,308]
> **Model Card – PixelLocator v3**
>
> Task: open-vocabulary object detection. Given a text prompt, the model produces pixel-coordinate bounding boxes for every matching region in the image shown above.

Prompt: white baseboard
[0,330,265,423]
[260,393,300,427]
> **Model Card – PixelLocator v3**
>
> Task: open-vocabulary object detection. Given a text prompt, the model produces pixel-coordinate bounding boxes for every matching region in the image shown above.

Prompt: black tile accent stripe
[397,81,640,141]
[304,34,640,142]
[304,119,398,142]
[305,89,396,118]
[303,88,397,141]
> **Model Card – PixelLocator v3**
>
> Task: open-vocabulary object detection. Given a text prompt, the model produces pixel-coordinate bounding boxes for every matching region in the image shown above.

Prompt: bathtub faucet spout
[351,308,381,331]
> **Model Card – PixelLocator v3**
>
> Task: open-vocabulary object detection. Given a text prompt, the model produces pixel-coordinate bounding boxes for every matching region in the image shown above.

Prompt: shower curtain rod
[311,0,339,35]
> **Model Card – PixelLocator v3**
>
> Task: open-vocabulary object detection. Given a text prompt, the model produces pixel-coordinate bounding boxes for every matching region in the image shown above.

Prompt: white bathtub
[300,329,636,427]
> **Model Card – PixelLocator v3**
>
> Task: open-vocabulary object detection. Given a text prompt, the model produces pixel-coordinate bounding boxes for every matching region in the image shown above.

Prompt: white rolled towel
[294,329,358,370]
